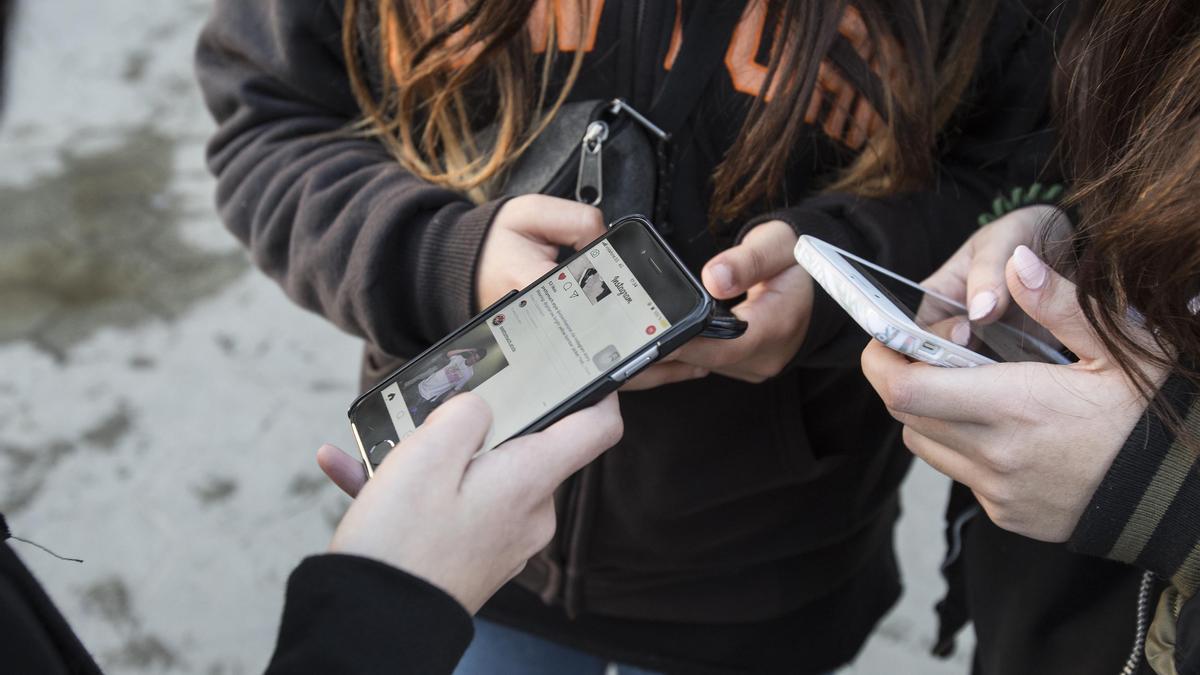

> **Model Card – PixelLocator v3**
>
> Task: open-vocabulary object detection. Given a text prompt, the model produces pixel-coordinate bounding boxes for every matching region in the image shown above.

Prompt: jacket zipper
[558,1,653,617]
[574,101,670,210]
[1120,570,1155,675]
[575,120,608,205]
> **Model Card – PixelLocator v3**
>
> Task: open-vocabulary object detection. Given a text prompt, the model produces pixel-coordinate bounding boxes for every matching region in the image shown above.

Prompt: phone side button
[609,346,660,383]
[943,354,974,368]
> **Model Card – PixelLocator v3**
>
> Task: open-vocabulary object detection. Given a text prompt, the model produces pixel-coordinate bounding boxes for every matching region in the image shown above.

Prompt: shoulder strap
[647,0,748,137]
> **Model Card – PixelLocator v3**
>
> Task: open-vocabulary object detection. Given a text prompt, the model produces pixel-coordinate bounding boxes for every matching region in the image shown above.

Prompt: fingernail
[951,321,971,346]
[693,367,709,379]
[708,264,733,294]
[968,291,997,321]
[1012,246,1047,290]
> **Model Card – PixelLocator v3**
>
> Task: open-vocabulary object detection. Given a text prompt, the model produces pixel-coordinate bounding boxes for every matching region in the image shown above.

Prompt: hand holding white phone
[793,235,1068,367]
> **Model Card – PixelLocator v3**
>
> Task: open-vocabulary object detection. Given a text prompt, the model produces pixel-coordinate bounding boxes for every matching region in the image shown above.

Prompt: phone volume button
[610,346,659,382]
[943,354,974,368]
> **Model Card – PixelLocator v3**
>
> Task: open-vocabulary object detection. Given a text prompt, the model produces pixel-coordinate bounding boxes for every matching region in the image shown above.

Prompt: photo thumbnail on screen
[389,321,510,429]
[567,256,613,305]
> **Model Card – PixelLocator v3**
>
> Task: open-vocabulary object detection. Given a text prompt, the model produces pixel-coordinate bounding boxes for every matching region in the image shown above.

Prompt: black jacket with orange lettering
[197,1,1060,672]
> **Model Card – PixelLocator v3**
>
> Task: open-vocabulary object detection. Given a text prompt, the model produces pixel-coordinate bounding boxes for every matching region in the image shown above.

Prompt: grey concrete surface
[0,2,972,673]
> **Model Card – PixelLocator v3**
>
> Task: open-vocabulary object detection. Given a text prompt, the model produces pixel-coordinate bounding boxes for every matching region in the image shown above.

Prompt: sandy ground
[0,2,973,673]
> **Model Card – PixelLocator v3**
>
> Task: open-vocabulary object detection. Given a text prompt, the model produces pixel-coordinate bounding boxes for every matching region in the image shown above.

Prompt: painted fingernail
[708,264,733,294]
[968,291,997,321]
[951,321,972,346]
[1012,245,1047,290]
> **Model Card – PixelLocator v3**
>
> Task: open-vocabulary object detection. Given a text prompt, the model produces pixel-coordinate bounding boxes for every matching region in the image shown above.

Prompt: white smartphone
[794,235,1069,367]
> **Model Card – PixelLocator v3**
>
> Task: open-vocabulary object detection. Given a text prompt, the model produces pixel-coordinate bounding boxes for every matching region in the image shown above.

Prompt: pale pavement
[0,2,973,673]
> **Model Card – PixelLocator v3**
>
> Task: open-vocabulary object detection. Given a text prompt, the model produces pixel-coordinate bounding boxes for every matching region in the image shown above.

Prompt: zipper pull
[575,120,608,206]
[608,99,669,141]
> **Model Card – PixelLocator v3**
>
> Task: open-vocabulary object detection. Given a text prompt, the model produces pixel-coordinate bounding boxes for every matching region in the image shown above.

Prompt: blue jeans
[453,619,664,675]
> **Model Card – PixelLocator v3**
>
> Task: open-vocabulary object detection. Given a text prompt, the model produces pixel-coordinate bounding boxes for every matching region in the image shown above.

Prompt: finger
[672,267,809,372]
[397,392,494,477]
[965,261,1012,325]
[1006,246,1104,360]
[498,393,623,495]
[702,220,797,299]
[859,339,999,422]
[966,206,1069,324]
[964,230,1028,326]
[510,196,607,250]
[902,426,990,491]
[316,444,368,497]
[925,315,973,348]
[915,248,973,326]
[621,362,709,391]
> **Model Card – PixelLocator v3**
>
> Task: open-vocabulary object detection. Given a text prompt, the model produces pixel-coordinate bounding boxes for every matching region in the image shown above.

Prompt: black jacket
[1070,373,1200,675]
[197,1,1058,671]
[0,516,473,674]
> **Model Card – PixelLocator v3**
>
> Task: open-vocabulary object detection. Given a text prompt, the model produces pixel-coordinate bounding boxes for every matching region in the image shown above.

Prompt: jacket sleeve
[265,554,475,674]
[196,0,502,358]
[742,0,1063,369]
[1069,373,1200,674]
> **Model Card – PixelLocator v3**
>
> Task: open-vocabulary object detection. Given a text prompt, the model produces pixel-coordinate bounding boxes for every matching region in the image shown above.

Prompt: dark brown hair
[1056,0,1200,398]
[341,0,996,222]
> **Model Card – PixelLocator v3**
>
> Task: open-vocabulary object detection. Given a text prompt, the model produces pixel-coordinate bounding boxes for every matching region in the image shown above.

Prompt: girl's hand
[861,246,1164,542]
[625,220,813,388]
[318,392,623,613]
[918,205,1070,326]
[476,195,607,309]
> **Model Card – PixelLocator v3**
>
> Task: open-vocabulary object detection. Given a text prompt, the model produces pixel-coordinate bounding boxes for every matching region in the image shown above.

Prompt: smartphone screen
[353,219,703,465]
[842,257,1068,364]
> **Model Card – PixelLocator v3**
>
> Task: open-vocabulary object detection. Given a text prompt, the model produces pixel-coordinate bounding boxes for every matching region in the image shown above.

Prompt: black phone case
[699,305,748,340]
[348,215,715,454]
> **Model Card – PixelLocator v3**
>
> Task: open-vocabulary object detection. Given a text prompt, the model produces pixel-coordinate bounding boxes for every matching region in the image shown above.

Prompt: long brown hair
[342,0,995,223]
[1056,0,1200,398]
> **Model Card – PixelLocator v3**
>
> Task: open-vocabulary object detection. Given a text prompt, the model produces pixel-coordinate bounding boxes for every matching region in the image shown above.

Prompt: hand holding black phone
[349,215,715,474]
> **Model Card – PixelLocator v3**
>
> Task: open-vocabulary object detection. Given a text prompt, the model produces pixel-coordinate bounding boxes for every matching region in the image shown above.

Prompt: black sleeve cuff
[401,198,510,347]
[1070,373,1200,598]
[266,554,474,675]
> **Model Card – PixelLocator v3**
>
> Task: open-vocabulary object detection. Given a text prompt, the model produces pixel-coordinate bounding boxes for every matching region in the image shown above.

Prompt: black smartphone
[348,215,714,475]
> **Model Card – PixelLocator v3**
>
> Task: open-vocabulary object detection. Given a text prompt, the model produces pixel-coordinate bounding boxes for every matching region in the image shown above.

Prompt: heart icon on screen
[558,272,567,280]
